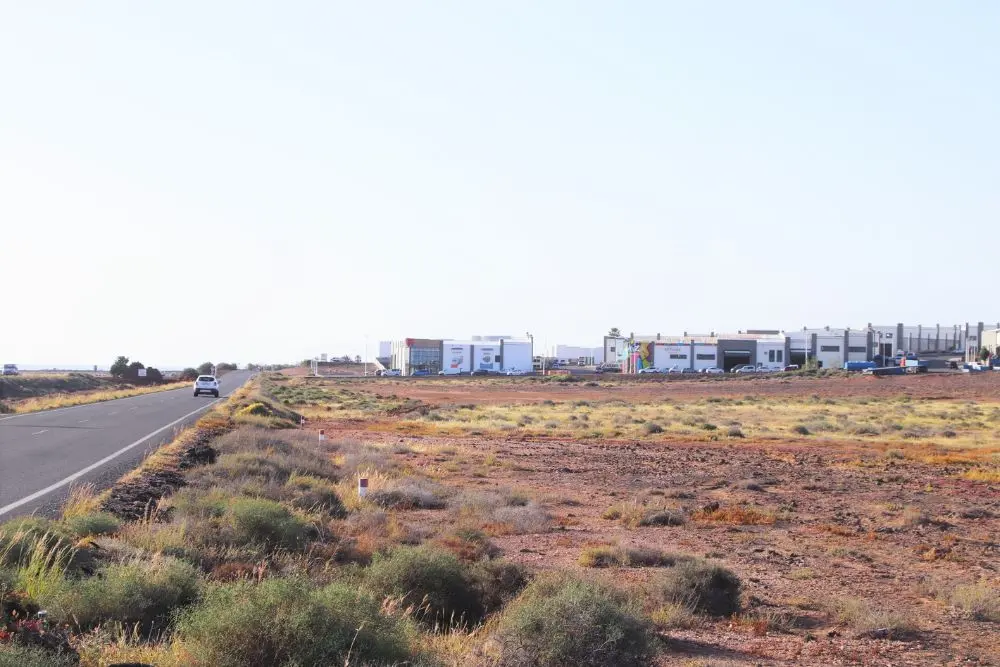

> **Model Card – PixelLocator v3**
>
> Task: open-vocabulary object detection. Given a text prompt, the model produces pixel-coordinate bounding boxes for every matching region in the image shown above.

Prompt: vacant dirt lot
[290,373,1000,665]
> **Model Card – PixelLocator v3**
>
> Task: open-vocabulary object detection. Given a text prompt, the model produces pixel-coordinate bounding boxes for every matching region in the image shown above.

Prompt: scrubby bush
[470,559,531,614]
[63,512,120,538]
[495,573,655,667]
[228,498,313,549]
[0,518,77,566]
[284,474,345,517]
[42,555,200,631]
[950,583,1000,622]
[0,645,77,667]
[366,545,483,626]
[437,527,499,562]
[174,577,413,666]
[656,559,742,616]
[643,422,664,435]
[828,597,917,638]
[369,478,448,510]
[793,425,810,436]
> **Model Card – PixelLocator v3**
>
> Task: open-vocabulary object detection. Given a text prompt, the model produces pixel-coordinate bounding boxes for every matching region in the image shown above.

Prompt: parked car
[2,364,18,376]
[504,368,525,376]
[783,364,801,372]
[666,366,683,374]
[681,368,698,374]
[470,369,493,376]
[193,375,220,397]
[732,365,758,374]
[701,367,724,374]
[410,369,430,376]
[384,369,402,377]
[637,367,660,374]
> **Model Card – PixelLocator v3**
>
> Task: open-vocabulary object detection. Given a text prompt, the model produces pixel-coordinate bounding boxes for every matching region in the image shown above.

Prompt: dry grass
[578,544,683,568]
[11,381,188,414]
[827,597,918,638]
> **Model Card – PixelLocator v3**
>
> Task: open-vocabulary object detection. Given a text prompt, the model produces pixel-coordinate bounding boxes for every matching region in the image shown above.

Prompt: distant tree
[341,355,351,362]
[300,359,312,368]
[354,355,362,363]
[217,363,238,372]
[110,356,130,378]
[197,362,214,375]
[145,367,164,383]
[125,361,145,381]
[980,347,991,362]
[608,327,621,338]
[180,368,199,381]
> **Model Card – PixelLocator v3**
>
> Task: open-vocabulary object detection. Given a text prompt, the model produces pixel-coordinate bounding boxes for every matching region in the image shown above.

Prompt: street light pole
[364,335,368,377]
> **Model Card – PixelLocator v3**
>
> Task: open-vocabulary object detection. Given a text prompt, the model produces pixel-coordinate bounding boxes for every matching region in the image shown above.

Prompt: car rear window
[197,376,215,382]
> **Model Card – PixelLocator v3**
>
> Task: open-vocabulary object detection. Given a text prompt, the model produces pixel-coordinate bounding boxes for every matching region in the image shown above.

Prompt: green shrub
[42,554,200,631]
[366,545,483,626]
[228,497,313,549]
[495,573,655,667]
[63,512,120,538]
[0,644,77,667]
[793,425,810,436]
[643,422,663,435]
[175,577,413,667]
[656,559,741,616]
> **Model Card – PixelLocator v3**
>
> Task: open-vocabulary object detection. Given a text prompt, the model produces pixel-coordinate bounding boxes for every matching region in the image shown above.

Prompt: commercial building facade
[604,332,790,373]
[389,336,532,375]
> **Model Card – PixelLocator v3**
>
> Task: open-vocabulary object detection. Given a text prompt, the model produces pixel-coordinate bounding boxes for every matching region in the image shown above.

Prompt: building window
[820,345,840,352]
[848,346,866,353]
[776,350,783,363]
[696,353,716,360]
[768,350,775,362]
[669,354,688,359]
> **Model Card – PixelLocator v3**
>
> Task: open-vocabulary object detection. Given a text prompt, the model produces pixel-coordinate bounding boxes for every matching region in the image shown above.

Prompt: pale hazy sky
[3,2,997,368]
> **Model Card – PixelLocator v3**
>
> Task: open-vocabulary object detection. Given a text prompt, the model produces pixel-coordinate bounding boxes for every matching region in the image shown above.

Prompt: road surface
[0,370,253,520]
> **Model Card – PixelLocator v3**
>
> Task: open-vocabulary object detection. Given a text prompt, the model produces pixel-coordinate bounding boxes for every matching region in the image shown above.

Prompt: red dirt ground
[307,374,1000,666]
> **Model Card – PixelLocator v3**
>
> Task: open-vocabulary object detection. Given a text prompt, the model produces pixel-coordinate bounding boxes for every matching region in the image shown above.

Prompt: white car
[732,365,758,374]
[637,367,660,374]
[701,367,724,374]
[383,369,402,377]
[193,375,220,397]
[504,368,525,376]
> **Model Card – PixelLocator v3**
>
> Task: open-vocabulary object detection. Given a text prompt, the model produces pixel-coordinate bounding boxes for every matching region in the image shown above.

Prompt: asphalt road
[0,370,253,520]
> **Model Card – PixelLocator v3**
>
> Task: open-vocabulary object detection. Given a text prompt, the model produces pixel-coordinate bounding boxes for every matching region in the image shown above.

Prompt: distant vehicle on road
[470,369,494,376]
[193,375,220,397]
[383,369,402,377]
[681,367,698,374]
[783,364,801,372]
[410,369,430,377]
[701,367,724,374]
[732,365,758,374]
[504,368,525,376]
[637,367,660,374]
[2,364,18,376]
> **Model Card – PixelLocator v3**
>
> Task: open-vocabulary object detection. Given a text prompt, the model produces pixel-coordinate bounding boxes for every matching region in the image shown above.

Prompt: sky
[2,2,997,368]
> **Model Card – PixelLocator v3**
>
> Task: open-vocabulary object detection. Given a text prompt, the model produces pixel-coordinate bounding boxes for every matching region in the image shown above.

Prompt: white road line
[78,419,89,424]
[0,398,223,518]
[32,430,49,435]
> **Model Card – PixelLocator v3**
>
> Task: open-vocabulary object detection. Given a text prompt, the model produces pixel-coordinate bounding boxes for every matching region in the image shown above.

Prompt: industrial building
[554,345,604,365]
[604,322,997,372]
[604,332,790,373]
[388,336,533,375]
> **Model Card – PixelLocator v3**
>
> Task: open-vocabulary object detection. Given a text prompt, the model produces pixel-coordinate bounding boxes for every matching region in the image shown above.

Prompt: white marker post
[318,429,325,444]
[300,416,306,429]
[358,477,368,498]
